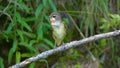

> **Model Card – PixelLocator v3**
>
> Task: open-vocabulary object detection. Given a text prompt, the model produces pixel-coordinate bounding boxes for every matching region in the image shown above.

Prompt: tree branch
[9,30,120,68]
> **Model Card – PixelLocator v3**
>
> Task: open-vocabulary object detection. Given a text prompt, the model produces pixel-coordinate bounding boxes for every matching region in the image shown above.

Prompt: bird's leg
[61,42,65,46]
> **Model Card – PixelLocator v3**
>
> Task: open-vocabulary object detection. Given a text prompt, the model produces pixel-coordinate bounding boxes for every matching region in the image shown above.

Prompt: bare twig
[11,1,23,9]
[0,11,13,23]
[3,0,12,12]
[9,30,120,68]
[0,0,22,23]
[66,13,85,38]
[0,0,13,22]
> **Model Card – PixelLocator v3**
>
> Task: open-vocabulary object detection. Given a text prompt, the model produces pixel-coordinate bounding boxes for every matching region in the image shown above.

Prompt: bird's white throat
[51,21,61,27]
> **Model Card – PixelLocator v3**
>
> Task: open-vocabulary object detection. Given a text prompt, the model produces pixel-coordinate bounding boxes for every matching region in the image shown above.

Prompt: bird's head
[49,12,62,27]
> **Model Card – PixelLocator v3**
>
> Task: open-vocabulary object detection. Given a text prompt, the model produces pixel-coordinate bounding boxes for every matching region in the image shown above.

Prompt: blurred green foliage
[0,0,120,68]
[0,0,56,67]
[100,14,120,31]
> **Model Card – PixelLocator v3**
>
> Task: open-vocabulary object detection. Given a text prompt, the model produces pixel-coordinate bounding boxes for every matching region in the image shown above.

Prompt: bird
[49,12,66,47]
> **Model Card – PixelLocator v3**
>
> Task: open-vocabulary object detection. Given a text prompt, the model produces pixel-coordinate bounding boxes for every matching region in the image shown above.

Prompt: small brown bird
[49,12,66,46]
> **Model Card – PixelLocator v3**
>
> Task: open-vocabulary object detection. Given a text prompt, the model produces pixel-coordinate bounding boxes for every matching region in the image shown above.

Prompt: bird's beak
[50,18,56,24]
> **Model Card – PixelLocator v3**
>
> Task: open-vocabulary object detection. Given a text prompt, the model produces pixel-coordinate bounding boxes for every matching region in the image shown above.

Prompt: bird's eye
[52,15,56,18]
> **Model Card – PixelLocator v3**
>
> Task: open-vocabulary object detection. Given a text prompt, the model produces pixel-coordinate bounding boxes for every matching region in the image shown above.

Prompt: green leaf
[40,59,48,63]
[13,40,18,51]
[19,42,38,53]
[39,59,48,68]
[6,22,15,33]
[44,14,51,23]
[29,40,36,46]
[0,57,4,68]
[22,31,36,38]
[17,30,36,40]
[20,2,30,13]
[63,18,69,25]
[37,23,43,40]
[16,30,24,42]
[8,39,18,64]
[16,12,21,21]
[43,38,54,48]
[35,4,43,18]
[21,53,33,58]
[16,51,21,63]
[75,62,81,68]
[100,39,106,46]
[48,0,57,11]
[101,18,108,23]
[29,62,35,68]
[0,5,4,10]
[43,0,47,7]
[14,0,22,3]
[0,31,13,41]
[38,29,43,40]
[16,12,32,32]
[38,43,50,50]
[20,20,32,32]
[100,39,106,49]
[109,14,120,19]
[23,17,36,22]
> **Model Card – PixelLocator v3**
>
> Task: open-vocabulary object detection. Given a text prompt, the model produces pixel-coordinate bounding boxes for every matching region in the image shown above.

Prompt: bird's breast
[52,23,66,39]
